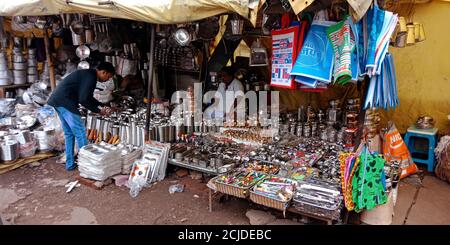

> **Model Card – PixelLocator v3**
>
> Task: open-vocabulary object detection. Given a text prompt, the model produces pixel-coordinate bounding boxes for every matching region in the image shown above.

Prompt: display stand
[207,188,348,225]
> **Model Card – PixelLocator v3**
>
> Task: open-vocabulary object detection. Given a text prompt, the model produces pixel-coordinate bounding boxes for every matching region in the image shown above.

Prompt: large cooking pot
[13,70,27,77]
[28,59,37,67]
[13,62,27,70]
[32,129,55,152]
[13,55,26,63]
[27,67,37,74]
[0,140,20,162]
[0,78,11,86]
[14,75,27,85]
[27,74,38,83]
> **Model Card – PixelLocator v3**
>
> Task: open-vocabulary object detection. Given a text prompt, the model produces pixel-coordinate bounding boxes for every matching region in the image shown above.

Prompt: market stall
[0,0,433,225]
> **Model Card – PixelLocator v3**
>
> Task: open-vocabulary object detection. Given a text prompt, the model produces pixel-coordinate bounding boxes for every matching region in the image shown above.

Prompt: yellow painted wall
[382,1,450,133]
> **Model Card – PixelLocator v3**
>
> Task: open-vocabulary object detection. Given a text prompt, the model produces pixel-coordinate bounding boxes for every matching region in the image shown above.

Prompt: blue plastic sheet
[290,20,336,86]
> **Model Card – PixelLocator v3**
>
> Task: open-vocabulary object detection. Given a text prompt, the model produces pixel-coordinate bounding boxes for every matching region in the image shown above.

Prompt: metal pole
[145,24,156,141]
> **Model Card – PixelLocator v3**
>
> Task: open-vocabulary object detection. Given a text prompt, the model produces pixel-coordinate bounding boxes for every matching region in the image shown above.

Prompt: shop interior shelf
[168,158,222,175]
[0,84,32,89]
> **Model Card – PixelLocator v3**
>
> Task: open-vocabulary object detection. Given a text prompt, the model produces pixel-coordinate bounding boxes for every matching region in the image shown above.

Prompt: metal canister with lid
[311,122,318,137]
[303,123,311,138]
[296,123,303,137]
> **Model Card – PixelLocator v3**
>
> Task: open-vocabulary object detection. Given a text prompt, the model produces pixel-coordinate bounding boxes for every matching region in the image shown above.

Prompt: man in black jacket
[48,62,115,171]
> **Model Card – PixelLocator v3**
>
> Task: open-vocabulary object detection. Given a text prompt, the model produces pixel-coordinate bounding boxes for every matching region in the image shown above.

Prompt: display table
[206,181,347,225]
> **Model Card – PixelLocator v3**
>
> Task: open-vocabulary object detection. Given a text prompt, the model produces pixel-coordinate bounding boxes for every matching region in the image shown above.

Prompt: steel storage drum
[0,140,20,162]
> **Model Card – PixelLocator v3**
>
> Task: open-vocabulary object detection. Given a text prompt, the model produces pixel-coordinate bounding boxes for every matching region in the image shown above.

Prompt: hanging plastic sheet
[291,20,336,87]
[372,12,398,76]
[356,5,398,77]
[326,16,356,85]
[364,53,399,110]
[270,18,307,89]
[270,26,299,89]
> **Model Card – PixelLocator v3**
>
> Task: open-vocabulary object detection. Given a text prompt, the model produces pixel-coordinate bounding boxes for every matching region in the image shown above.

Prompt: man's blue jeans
[55,107,88,170]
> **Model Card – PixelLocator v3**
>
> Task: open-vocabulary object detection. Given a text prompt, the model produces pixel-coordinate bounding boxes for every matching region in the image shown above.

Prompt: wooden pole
[145,24,156,141]
[43,28,56,91]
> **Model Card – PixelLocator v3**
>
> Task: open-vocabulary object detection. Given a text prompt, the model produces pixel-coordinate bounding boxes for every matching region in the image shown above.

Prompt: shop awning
[0,0,260,24]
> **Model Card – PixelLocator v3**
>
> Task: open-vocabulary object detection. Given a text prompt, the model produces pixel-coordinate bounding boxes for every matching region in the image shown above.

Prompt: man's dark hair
[221,66,235,77]
[96,62,115,74]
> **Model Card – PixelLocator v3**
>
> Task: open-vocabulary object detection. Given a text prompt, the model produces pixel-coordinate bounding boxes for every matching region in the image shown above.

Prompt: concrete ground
[0,157,449,225]
[392,173,450,225]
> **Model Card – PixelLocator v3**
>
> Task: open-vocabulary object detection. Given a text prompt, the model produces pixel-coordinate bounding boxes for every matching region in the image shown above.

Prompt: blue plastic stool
[403,126,438,172]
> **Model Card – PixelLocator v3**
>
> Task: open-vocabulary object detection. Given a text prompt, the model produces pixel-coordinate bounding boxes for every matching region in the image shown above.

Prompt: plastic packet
[169,184,185,194]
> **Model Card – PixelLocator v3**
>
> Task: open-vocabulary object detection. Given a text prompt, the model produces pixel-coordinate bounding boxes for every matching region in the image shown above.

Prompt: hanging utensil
[99,23,113,53]
[35,16,49,30]
[76,45,91,60]
[70,14,84,35]
[78,60,90,70]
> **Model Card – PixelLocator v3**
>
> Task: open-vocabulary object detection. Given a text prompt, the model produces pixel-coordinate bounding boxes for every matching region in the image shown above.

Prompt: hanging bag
[270,14,304,89]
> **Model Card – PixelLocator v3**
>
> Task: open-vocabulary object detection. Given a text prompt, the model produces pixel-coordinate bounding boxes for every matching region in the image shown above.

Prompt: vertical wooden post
[43,28,56,91]
[145,24,156,141]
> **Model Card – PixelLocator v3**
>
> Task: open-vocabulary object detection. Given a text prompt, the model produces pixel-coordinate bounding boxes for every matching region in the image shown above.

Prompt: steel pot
[33,129,55,152]
[175,125,185,139]
[148,126,157,141]
[28,49,37,56]
[168,125,176,142]
[86,114,96,130]
[71,30,85,46]
[13,37,23,48]
[4,134,17,142]
[28,59,37,67]
[139,126,146,146]
[215,158,223,168]
[13,70,27,77]
[13,62,27,70]
[27,67,37,74]
[102,120,111,138]
[13,55,26,63]
[27,74,38,83]
[126,124,132,145]
[119,124,127,143]
[0,140,20,162]
[0,69,8,77]
[14,76,27,85]
[85,29,94,44]
[111,125,120,136]
[0,78,11,86]
[17,130,33,144]
[157,125,167,143]
[186,125,194,135]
